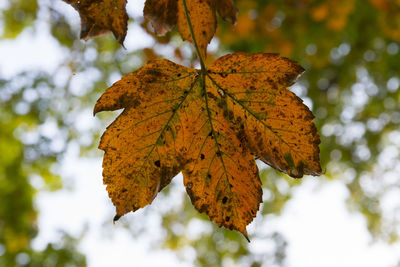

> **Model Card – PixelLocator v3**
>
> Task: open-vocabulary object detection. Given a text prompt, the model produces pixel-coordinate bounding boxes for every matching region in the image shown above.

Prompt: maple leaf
[144,0,238,57]
[63,0,128,45]
[94,53,321,239]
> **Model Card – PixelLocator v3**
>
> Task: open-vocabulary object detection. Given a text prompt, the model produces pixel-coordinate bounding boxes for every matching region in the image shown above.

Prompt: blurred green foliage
[0,0,399,266]
[1,0,38,38]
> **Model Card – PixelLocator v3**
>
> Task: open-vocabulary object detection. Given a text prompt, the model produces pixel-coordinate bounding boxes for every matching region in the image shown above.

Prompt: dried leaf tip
[93,104,102,116]
[242,230,250,243]
[113,214,121,223]
[93,100,105,116]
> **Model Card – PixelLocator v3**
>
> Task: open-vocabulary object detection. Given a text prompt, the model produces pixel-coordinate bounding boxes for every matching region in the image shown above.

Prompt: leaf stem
[181,0,206,71]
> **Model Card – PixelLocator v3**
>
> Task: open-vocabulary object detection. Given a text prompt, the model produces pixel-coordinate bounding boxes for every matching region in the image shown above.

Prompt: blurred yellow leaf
[144,0,238,57]
[63,0,128,44]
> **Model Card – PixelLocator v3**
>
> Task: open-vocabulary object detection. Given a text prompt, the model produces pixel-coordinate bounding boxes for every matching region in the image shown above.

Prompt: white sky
[1,0,400,266]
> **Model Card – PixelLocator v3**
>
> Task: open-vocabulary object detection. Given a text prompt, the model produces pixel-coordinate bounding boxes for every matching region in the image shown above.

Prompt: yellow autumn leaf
[95,53,321,238]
